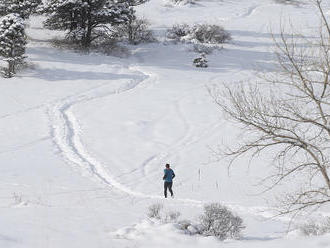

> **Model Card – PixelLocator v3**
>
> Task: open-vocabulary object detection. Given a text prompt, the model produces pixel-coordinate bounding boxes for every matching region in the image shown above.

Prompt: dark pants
[164,182,173,198]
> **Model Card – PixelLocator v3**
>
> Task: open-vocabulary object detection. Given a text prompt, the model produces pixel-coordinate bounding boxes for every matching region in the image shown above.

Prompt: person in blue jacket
[163,163,175,198]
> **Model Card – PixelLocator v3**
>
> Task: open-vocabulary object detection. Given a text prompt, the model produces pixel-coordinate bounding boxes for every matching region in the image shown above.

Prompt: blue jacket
[163,168,175,182]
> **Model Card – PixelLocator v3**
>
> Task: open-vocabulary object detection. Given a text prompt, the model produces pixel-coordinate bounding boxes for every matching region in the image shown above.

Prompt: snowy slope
[0,0,330,247]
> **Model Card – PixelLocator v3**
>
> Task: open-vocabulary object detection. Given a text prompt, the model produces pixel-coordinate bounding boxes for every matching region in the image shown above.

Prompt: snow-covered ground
[1,0,330,247]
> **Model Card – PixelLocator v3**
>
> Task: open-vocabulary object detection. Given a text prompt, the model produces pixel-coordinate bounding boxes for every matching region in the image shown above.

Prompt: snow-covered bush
[193,53,208,68]
[0,0,42,19]
[147,204,181,224]
[12,192,23,205]
[146,203,245,240]
[147,203,164,219]
[114,17,156,45]
[0,13,27,78]
[191,24,231,44]
[199,203,245,240]
[166,23,231,45]
[166,23,191,42]
[193,43,218,54]
[299,218,330,236]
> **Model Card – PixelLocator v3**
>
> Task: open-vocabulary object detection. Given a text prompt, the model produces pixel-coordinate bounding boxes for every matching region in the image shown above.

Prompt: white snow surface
[1,0,330,247]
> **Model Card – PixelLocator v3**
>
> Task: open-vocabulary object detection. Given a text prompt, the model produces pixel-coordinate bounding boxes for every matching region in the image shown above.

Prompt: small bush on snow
[166,23,190,42]
[193,53,208,68]
[299,218,330,236]
[199,203,245,240]
[146,203,245,240]
[191,24,231,44]
[12,192,23,205]
[147,203,181,224]
[192,43,218,55]
[166,23,231,45]
[147,203,164,219]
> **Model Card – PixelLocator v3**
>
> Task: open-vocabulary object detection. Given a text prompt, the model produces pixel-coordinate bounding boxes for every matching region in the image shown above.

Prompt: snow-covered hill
[1,0,330,247]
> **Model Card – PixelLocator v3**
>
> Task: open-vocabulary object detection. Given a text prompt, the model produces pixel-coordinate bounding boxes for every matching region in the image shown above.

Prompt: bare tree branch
[210,0,330,215]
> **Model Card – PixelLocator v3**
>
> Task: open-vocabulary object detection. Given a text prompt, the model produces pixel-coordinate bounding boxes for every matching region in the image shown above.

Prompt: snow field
[0,0,330,247]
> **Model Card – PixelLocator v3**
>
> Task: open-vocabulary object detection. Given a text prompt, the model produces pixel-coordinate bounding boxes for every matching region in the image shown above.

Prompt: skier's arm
[172,171,175,179]
[163,170,167,180]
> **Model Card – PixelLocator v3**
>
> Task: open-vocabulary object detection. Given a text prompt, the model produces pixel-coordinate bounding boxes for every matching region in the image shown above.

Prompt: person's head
[165,163,170,169]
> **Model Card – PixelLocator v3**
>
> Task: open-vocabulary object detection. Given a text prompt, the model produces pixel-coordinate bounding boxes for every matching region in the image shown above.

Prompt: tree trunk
[82,1,92,48]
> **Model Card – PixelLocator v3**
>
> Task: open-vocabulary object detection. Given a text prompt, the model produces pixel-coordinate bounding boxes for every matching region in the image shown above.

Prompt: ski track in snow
[140,99,193,177]
[238,5,259,18]
[140,95,222,179]
[48,66,203,207]
[235,3,277,20]
[44,60,290,217]
[49,75,150,198]
[46,65,282,218]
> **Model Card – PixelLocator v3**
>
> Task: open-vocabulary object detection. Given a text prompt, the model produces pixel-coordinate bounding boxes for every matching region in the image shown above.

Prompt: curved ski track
[48,67,201,206]
[47,66,280,215]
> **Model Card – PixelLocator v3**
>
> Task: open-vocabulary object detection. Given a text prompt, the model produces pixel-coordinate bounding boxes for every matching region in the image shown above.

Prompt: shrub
[114,17,155,45]
[166,23,190,42]
[193,53,208,68]
[192,43,218,54]
[191,24,231,44]
[147,204,182,224]
[146,203,245,240]
[12,192,23,205]
[199,203,245,240]
[147,203,164,219]
[299,218,330,236]
[166,23,231,45]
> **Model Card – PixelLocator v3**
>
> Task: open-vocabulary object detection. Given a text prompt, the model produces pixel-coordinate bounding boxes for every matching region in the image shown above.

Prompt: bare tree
[210,0,330,215]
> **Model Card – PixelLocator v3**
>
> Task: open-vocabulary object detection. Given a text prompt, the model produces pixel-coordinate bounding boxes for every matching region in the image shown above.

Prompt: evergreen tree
[0,13,27,78]
[43,0,133,47]
[0,0,42,19]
